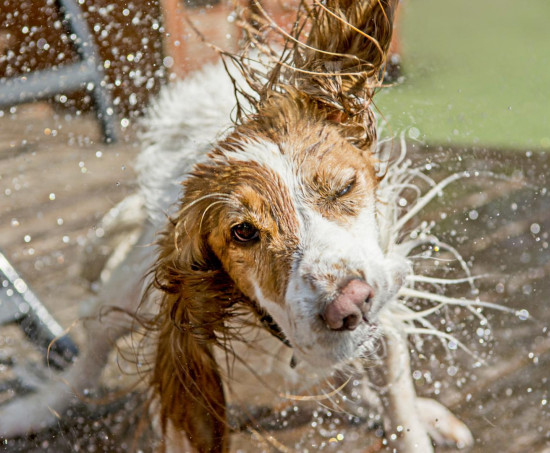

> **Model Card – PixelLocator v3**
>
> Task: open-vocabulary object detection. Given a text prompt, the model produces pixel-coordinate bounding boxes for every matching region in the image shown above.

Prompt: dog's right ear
[238,0,398,156]
[291,0,399,169]
[236,0,398,162]
[149,196,235,452]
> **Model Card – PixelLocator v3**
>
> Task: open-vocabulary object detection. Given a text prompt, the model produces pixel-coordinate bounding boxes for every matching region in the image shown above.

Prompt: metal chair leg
[0,251,79,370]
[0,0,118,143]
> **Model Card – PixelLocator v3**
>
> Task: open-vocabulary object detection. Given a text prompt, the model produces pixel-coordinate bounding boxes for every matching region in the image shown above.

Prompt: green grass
[376,0,550,150]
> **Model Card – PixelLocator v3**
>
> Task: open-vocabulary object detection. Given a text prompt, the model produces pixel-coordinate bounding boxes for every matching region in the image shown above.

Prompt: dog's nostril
[362,292,373,312]
[342,312,361,330]
[323,279,374,331]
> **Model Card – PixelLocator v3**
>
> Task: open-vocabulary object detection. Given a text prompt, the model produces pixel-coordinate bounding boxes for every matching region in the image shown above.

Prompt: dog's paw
[417,397,474,449]
[0,396,55,438]
[0,379,75,438]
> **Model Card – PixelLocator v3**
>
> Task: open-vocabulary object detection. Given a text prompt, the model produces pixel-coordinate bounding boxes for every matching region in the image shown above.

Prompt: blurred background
[0,0,549,452]
[2,0,549,147]
[378,0,550,151]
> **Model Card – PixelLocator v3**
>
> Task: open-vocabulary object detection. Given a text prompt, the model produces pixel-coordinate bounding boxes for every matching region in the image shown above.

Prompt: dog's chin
[289,321,382,370]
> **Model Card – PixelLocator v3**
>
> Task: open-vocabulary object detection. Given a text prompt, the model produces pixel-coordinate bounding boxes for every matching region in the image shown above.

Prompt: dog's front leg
[369,321,434,453]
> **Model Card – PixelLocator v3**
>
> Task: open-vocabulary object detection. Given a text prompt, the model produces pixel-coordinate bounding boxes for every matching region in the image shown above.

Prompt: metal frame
[0,251,78,369]
[0,0,117,143]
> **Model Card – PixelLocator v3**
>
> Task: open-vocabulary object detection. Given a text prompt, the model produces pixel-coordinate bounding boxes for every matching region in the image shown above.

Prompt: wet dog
[0,1,474,451]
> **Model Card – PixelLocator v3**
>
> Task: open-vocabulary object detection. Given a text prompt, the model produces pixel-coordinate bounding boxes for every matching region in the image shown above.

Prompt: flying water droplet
[516,309,529,320]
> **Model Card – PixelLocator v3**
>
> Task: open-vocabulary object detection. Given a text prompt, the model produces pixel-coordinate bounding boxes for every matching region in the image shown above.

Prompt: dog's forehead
[205,126,376,227]
[210,139,297,223]
[289,130,371,183]
[220,122,372,184]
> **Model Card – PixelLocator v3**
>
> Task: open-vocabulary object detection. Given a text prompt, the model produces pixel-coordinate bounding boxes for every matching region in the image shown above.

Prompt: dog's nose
[323,280,374,331]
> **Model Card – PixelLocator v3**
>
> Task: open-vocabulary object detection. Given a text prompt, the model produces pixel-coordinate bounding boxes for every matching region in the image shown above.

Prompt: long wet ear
[294,0,398,149]
[149,199,235,452]
[240,0,398,157]
[293,0,398,87]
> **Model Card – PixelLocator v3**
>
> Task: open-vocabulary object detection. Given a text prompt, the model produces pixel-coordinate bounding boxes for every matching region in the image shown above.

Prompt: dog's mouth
[254,302,382,370]
[249,277,391,369]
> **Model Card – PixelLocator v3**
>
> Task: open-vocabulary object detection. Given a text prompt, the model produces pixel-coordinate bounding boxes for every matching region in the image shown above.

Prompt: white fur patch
[222,138,301,204]
[282,205,405,367]
[136,61,252,225]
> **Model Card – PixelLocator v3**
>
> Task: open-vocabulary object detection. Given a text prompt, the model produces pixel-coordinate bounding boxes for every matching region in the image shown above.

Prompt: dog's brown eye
[336,179,355,198]
[231,222,259,243]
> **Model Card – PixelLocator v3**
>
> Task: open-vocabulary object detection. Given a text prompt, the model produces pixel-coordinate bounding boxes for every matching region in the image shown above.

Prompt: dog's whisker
[248,426,291,453]
[403,168,438,188]
[423,237,477,288]
[394,303,445,321]
[198,200,230,233]
[407,255,456,263]
[393,171,475,233]
[406,274,489,285]
[392,306,455,361]
[399,288,518,315]
[183,192,234,211]
[279,376,351,402]
[383,182,423,197]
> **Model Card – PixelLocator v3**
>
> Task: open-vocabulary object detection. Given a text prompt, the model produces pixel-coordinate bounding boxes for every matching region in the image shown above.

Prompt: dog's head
[178,107,407,367]
[149,0,400,450]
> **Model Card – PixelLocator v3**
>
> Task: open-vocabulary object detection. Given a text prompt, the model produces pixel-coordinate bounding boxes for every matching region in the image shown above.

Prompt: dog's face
[179,113,408,369]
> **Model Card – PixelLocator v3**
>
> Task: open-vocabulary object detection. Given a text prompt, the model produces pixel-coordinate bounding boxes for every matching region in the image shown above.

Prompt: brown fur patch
[237,97,379,219]
[195,158,301,305]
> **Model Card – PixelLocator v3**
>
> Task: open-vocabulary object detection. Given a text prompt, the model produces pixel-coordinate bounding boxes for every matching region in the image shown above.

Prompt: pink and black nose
[322,280,374,331]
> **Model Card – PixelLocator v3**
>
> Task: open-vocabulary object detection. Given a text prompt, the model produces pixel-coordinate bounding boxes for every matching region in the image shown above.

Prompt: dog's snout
[322,280,374,331]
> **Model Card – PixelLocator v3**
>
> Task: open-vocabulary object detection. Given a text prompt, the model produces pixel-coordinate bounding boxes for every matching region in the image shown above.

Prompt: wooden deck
[0,103,137,325]
[0,104,549,452]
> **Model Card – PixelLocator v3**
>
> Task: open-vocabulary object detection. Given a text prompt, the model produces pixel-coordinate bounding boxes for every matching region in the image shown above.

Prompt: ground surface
[0,107,549,452]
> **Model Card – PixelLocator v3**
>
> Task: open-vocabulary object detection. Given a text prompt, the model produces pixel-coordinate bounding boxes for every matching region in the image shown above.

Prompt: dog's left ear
[153,292,228,452]
[293,0,398,87]
[292,0,398,169]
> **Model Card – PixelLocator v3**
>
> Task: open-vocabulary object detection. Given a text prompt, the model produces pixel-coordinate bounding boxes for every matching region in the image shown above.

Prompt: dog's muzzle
[321,279,374,331]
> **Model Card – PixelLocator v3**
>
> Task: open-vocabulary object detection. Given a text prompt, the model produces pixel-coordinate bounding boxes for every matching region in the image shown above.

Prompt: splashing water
[376,130,528,361]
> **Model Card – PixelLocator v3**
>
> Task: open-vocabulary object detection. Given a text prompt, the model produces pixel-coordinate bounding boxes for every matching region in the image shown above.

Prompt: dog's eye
[335,179,355,198]
[231,222,260,243]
